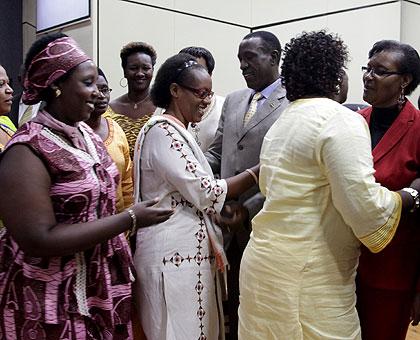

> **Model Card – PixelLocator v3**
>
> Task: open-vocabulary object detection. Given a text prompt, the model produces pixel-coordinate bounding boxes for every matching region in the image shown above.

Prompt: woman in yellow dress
[86,68,133,212]
[108,42,158,158]
[238,30,420,340]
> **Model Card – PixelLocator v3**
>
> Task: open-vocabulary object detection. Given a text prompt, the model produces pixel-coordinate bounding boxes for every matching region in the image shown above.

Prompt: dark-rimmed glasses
[97,86,112,95]
[361,66,403,78]
[178,84,214,100]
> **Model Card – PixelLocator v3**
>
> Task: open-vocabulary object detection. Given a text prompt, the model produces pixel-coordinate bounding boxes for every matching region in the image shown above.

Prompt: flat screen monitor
[37,0,90,33]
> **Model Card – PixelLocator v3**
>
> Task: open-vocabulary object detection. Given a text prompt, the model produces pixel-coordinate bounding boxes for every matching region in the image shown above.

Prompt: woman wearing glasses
[356,40,420,340]
[132,53,260,340]
[86,68,133,213]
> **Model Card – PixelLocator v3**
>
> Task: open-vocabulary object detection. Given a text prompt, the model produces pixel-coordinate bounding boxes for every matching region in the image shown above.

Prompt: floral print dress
[133,116,228,340]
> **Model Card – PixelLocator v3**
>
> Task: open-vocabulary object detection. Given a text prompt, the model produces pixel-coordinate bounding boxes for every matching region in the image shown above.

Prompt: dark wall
[0,0,22,124]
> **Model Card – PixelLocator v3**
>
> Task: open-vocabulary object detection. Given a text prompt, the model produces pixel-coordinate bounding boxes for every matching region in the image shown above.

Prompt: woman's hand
[131,198,174,228]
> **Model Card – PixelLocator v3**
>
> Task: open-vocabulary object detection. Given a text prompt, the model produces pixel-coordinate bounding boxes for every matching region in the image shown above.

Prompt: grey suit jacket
[205,83,288,248]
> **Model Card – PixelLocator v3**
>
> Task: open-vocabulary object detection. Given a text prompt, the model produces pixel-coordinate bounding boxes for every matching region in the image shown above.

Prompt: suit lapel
[371,102,415,163]
[239,85,286,140]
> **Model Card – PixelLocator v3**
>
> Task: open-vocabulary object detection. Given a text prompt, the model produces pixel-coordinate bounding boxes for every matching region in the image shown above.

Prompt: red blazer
[357,100,420,291]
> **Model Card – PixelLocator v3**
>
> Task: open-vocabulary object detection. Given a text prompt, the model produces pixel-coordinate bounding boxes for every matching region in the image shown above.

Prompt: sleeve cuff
[359,192,402,253]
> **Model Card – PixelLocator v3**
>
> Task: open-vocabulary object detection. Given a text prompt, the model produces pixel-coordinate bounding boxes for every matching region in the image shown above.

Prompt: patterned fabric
[238,98,401,339]
[105,108,151,159]
[0,118,134,339]
[33,110,89,152]
[133,115,227,340]
[243,92,261,126]
[103,115,133,212]
[23,37,90,105]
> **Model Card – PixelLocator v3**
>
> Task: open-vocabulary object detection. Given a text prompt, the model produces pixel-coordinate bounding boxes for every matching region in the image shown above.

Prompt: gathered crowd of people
[0,28,419,340]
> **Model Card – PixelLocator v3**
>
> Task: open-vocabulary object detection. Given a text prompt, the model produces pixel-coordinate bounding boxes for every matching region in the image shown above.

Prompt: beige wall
[26,0,420,106]
[401,0,420,105]
[23,0,95,60]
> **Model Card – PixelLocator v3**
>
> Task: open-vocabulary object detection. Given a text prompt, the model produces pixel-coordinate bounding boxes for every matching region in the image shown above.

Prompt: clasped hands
[213,202,249,233]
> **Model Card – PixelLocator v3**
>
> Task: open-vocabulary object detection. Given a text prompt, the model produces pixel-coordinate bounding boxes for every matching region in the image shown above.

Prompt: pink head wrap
[22,36,91,105]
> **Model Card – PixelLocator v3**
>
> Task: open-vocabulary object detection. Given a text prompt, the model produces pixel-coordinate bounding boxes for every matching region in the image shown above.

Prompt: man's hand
[213,203,249,233]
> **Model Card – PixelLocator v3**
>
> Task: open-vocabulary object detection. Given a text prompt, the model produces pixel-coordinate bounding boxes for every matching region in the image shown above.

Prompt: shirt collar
[256,77,282,99]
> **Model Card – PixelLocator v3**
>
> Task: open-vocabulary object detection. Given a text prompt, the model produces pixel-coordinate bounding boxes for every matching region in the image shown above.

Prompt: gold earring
[55,89,62,98]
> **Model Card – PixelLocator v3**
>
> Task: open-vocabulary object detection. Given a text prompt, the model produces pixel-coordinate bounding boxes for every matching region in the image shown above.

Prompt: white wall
[266,2,401,103]
[96,0,415,105]
[27,0,420,106]
[401,0,420,105]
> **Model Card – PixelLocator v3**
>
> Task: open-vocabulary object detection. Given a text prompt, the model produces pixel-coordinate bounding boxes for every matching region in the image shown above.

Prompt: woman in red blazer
[356,40,420,340]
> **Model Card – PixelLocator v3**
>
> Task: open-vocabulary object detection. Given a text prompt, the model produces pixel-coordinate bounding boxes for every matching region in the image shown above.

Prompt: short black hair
[151,53,207,109]
[243,31,281,64]
[97,67,108,83]
[281,30,348,102]
[120,41,157,69]
[368,40,420,95]
[179,46,215,75]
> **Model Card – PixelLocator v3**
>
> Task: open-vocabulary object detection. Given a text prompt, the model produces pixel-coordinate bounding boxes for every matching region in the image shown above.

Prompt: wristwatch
[401,187,420,212]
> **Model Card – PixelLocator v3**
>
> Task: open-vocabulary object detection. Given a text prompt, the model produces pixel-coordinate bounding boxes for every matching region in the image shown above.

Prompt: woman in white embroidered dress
[133,53,259,340]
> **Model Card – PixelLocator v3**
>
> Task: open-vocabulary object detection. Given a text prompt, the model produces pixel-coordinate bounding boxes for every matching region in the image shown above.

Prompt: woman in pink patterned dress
[0,33,173,340]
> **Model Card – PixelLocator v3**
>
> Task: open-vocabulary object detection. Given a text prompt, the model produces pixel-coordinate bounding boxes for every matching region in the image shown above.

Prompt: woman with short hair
[356,40,420,340]
[108,41,158,158]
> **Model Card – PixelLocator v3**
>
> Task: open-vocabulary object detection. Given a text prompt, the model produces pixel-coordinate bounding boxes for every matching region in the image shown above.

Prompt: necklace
[127,93,149,110]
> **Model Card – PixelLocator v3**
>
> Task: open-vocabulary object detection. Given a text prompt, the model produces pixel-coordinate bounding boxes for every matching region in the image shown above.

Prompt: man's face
[238,37,277,91]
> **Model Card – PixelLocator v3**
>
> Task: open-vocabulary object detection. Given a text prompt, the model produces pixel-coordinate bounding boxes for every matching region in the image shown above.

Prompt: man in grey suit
[205,31,288,339]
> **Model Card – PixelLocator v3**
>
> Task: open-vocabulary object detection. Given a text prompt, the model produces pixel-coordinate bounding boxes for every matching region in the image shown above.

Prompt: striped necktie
[243,92,262,126]
[19,105,33,127]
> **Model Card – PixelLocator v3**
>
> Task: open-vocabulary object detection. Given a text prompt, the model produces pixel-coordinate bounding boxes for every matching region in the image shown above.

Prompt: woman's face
[124,52,154,92]
[335,72,348,104]
[176,68,213,124]
[55,60,98,125]
[93,75,110,116]
[363,50,411,108]
[0,66,13,115]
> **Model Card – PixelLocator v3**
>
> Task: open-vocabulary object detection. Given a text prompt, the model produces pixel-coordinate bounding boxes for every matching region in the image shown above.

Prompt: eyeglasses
[178,84,214,100]
[97,86,112,95]
[361,66,403,78]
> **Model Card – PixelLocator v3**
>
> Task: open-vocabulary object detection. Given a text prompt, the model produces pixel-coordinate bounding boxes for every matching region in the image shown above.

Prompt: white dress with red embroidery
[133,116,228,340]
